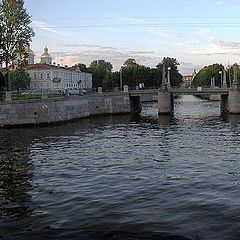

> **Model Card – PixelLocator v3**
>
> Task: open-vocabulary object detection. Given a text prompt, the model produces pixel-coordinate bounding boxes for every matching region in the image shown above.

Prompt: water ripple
[0,96,240,239]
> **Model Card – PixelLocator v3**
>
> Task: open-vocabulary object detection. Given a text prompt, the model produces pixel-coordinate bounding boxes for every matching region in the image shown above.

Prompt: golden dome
[41,46,50,57]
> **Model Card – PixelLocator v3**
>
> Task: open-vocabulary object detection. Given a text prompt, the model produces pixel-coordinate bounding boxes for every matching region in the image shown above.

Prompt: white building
[27,46,92,90]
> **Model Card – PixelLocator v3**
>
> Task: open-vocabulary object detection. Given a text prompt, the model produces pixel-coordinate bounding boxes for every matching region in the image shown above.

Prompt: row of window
[30,82,81,90]
[31,71,91,81]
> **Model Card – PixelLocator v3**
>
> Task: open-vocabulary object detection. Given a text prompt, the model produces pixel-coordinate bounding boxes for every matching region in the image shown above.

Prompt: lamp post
[167,67,171,87]
[219,70,223,87]
[211,76,216,88]
[119,67,123,91]
[227,66,232,87]
[162,64,166,85]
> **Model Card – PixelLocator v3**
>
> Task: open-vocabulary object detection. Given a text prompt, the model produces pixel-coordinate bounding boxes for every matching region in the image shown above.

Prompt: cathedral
[28,45,52,65]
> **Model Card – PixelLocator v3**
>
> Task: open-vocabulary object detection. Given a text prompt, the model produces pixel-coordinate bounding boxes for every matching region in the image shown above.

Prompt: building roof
[27,64,92,74]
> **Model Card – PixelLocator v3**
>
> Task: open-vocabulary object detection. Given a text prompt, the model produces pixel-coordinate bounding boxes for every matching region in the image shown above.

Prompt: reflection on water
[0,95,240,240]
[0,130,34,219]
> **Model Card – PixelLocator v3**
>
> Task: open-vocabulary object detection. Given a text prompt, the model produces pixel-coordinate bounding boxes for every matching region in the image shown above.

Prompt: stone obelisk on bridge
[221,63,240,113]
[158,64,173,115]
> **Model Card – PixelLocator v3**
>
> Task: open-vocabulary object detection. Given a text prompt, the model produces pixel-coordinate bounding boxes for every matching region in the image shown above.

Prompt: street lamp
[167,67,171,87]
[119,67,123,90]
[219,70,223,87]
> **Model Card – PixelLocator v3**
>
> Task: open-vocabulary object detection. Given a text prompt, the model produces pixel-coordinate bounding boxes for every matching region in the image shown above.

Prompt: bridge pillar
[158,87,173,115]
[221,85,240,114]
[221,63,240,114]
[123,85,129,92]
[5,91,12,102]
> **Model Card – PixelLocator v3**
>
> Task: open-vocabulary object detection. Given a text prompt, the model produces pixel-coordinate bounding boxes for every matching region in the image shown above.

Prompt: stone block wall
[0,93,131,127]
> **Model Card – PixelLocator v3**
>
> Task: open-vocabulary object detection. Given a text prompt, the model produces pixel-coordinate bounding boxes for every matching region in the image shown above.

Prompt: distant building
[40,46,52,65]
[182,69,197,87]
[26,46,92,90]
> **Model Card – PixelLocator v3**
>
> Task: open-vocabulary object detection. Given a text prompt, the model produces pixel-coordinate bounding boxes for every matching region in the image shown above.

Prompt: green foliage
[71,63,89,72]
[8,69,30,91]
[123,58,137,67]
[89,60,113,88]
[192,63,224,87]
[0,0,35,68]
[121,58,171,88]
[71,57,183,90]
[156,57,183,86]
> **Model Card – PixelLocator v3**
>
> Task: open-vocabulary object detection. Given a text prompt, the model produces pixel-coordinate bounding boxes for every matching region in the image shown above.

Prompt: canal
[0,95,239,240]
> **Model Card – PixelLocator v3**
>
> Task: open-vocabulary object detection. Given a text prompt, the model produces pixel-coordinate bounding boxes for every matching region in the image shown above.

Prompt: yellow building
[182,70,197,87]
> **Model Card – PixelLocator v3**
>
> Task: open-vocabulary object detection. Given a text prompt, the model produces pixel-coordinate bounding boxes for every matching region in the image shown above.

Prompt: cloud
[33,44,162,71]
[178,62,203,75]
[209,39,240,49]
[215,0,224,5]
[191,38,240,56]
[33,43,204,75]
[128,50,155,55]
[65,44,116,51]
[233,4,240,9]
[197,28,211,36]
[32,20,62,34]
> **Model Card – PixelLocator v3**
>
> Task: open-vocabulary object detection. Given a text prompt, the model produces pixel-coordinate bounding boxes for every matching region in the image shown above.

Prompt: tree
[8,69,30,92]
[192,63,224,87]
[122,58,149,88]
[71,63,89,72]
[89,60,113,88]
[0,0,35,70]
[156,57,183,86]
[123,58,137,67]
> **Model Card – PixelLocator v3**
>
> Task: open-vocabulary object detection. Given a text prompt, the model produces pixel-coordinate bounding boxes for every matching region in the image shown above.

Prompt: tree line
[192,63,240,87]
[72,57,183,90]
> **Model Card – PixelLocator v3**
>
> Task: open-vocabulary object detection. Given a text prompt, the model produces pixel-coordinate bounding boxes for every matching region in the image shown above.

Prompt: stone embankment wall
[0,93,131,127]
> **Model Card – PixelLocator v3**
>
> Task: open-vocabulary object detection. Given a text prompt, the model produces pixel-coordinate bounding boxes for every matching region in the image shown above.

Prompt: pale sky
[25,0,240,75]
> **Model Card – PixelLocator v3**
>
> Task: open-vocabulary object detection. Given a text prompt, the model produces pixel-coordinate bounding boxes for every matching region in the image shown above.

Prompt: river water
[0,95,239,240]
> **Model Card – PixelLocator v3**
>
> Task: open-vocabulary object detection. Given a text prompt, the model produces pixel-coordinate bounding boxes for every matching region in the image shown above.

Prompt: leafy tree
[192,63,224,87]
[89,60,113,88]
[122,58,151,88]
[0,0,35,70]
[156,57,183,86]
[111,71,121,88]
[71,63,89,72]
[123,58,137,67]
[9,69,30,92]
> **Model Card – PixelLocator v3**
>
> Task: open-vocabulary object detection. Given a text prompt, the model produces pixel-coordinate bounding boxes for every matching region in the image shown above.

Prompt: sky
[25,0,240,75]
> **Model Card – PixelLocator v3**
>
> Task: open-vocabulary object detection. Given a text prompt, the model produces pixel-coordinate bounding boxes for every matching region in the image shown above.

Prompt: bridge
[127,84,240,115]
[127,62,240,114]
[129,87,230,97]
